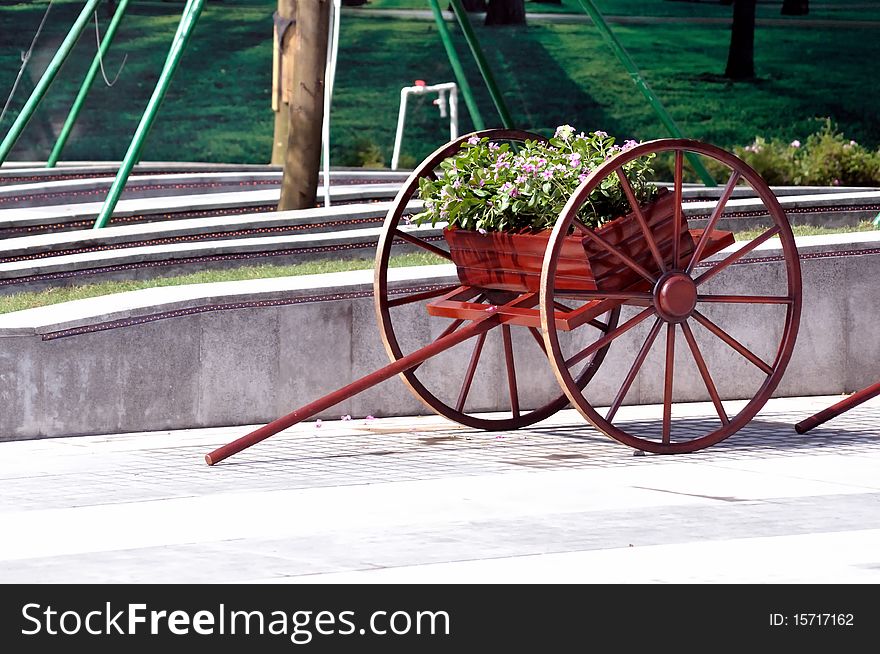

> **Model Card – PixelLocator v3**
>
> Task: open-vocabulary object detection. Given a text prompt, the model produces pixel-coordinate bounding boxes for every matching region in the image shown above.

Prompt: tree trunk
[781,0,808,15]
[271,0,296,165]
[484,0,526,26]
[458,0,488,10]
[279,0,330,210]
[724,0,756,80]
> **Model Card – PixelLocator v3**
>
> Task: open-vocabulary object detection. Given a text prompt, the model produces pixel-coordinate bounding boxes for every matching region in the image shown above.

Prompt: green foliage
[414,126,657,233]
[336,136,386,168]
[734,119,880,187]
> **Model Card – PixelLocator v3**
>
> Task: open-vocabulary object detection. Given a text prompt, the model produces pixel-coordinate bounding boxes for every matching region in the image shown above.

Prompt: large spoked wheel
[375,129,620,430]
[540,139,802,453]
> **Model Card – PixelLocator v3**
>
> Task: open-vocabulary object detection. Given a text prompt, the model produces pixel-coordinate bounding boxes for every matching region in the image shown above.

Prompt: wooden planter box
[444,190,693,293]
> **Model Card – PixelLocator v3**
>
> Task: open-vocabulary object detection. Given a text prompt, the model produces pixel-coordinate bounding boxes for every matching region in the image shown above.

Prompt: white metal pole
[391,87,409,171]
[321,0,341,207]
[449,84,458,141]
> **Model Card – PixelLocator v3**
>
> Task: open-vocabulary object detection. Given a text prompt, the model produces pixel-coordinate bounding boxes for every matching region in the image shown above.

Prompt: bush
[735,119,880,187]
[336,136,386,168]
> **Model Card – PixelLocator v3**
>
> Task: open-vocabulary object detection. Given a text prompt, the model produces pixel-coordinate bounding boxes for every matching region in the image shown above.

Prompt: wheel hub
[653,272,697,323]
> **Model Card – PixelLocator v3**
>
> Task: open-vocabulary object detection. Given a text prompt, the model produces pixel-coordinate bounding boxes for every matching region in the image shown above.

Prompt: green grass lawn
[1,221,875,315]
[1,0,879,167]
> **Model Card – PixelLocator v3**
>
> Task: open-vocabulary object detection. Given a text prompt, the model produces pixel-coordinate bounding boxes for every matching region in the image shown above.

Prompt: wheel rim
[540,139,802,453]
[374,129,620,430]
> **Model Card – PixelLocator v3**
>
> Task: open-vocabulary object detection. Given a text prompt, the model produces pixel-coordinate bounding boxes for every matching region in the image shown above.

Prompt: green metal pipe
[446,0,515,129]
[574,0,716,186]
[0,0,103,165]
[426,0,484,131]
[93,0,206,229]
[47,0,132,168]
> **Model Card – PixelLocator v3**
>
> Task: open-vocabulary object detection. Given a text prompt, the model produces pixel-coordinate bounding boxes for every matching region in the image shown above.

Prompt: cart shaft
[794,381,880,434]
[205,313,500,465]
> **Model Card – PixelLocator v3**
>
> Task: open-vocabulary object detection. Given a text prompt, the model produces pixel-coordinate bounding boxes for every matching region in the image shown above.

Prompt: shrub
[735,119,880,187]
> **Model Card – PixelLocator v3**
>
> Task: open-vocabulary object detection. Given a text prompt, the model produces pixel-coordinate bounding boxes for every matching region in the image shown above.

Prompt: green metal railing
[93,0,206,229]
[446,0,515,129]
[426,0,485,131]
[47,0,132,168]
[0,0,103,165]
[574,0,716,186]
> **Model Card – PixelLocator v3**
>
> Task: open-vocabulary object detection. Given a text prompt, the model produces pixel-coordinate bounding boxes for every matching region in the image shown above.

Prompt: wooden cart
[206,130,802,465]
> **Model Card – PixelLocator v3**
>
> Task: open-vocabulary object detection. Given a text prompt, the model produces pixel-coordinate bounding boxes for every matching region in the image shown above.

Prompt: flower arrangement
[413,125,658,234]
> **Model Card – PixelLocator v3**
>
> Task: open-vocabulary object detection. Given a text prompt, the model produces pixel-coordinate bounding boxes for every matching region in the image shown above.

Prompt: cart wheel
[540,139,802,453]
[375,129,620,430]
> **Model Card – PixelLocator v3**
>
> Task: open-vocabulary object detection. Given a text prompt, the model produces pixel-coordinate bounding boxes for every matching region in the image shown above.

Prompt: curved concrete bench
[0,232,877,441]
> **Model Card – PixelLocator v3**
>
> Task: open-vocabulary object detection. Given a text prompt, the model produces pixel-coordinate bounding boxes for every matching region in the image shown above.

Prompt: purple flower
[790,139,801,148]
[488,142,500,151]
[477,227,487,235]
[622,139,639,151]
[521,163,536,174]
[578,173,589,184]
[594,130,608,139]
[568,153,582,167]
[501,182,519,197]
[542,170,554,180]
[467,135,480,145]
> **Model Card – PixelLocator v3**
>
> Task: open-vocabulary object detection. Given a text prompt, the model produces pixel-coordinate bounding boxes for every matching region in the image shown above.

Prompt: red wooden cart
[205,130,802,465]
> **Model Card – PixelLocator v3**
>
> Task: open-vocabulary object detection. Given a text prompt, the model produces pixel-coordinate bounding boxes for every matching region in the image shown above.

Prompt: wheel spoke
[692,310,773,375]
[606,317,663,423]
[501,325,520,418]
[681,320,729,426]
[409,319,465,375]
[662,322,676,444]
[616,167,666,274]
[571,216,593,235]
[528,327,547,354]
[698,294,793,305]
[686,170,740,274]
[581,228,657,285]
[435,319,465,342]
[393,228,453,260]
[553,300,575,313]
[693,226,780,286]
[563,289,653,302]
[456,331,488,412]
[565,306,655,368]
[387,284,462,308]
[672,150,683,267]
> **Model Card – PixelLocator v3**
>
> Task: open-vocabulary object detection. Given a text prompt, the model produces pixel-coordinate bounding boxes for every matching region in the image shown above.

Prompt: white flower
[554,124,575,141]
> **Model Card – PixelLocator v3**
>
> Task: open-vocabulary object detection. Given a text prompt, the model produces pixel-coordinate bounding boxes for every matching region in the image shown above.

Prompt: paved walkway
[1,393,878,584]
